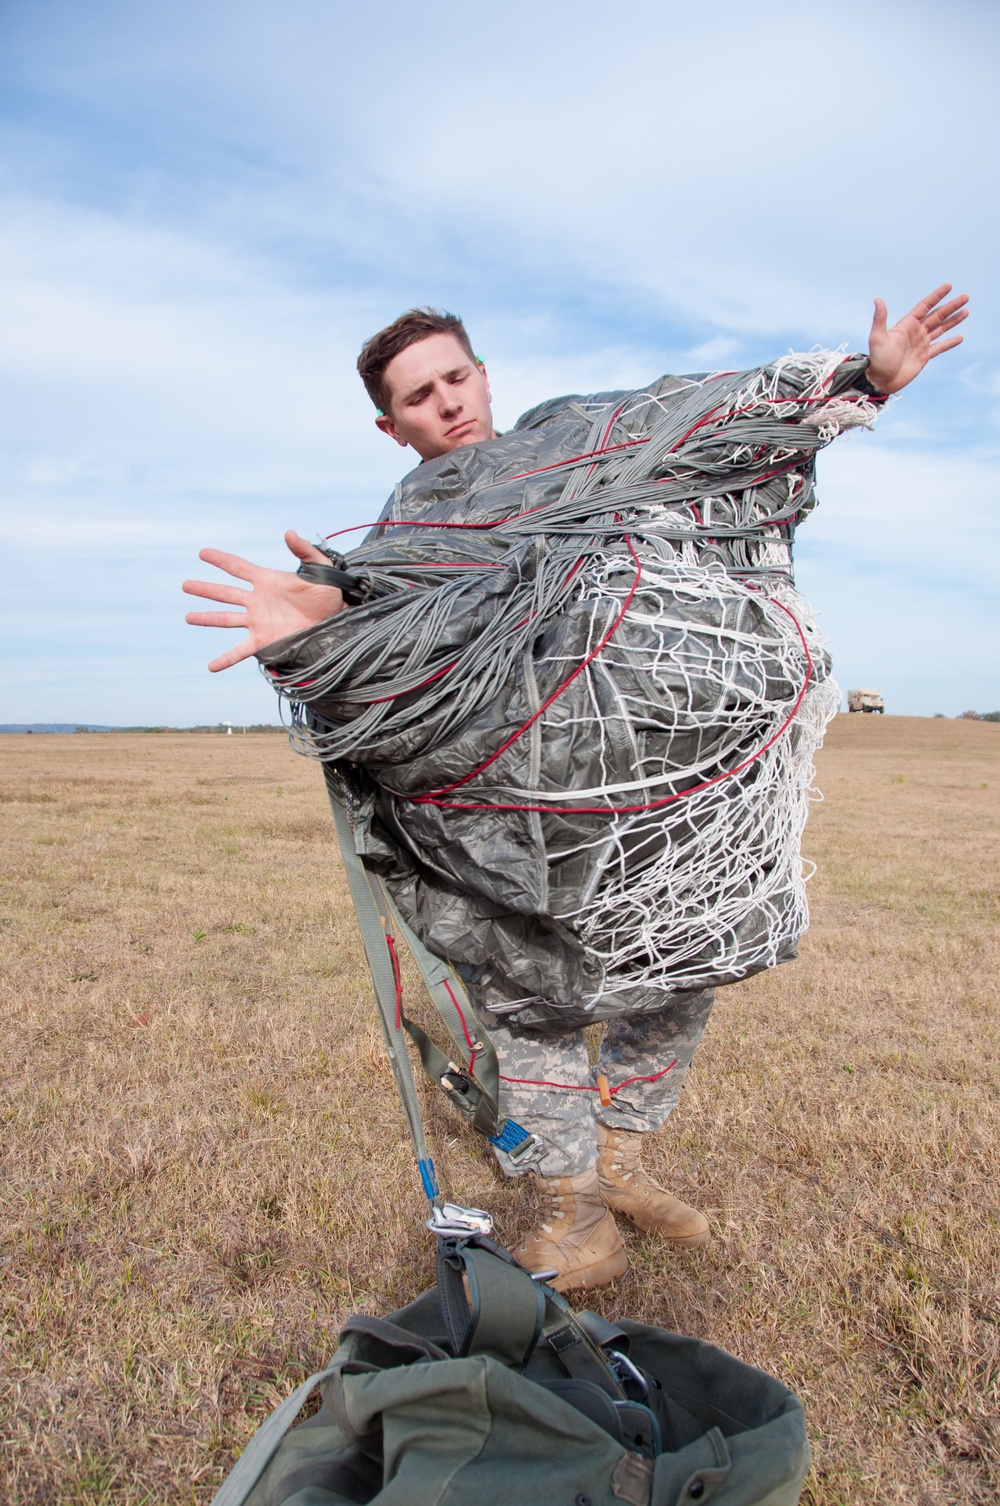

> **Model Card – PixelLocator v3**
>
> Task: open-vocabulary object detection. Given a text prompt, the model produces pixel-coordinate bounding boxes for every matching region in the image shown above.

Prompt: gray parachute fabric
[260,351,881,1032]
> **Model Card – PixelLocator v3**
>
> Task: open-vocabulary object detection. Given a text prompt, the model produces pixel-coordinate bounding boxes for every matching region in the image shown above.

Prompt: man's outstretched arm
[864,282,968,395]
[183,530,346,672]
[183,283,969,672]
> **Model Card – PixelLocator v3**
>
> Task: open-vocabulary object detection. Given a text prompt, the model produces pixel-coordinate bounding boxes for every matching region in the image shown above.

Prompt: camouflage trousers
[481,988,716,1178]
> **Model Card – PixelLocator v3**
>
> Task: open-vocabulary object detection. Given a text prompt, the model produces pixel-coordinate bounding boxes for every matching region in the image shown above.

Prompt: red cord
[410,526,644,798]
[324,375,870,549]
[664,386,868,457]
[321,432,650,546]
[364,659,459,706]
[396,587,812,815]
[385,932,403,1030]
[499,1058,678,1094]
[443,979,478,1072]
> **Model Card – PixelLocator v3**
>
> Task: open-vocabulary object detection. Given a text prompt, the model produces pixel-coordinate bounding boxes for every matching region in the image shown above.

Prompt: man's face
[376,333,494,461]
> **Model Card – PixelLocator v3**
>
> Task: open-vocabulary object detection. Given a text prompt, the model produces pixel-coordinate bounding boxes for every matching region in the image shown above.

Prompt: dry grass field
[1,717,998,1504]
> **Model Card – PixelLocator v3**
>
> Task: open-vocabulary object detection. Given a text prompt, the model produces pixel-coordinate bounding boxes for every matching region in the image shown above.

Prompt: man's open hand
[866,283,968,395]
[183,530,346,672]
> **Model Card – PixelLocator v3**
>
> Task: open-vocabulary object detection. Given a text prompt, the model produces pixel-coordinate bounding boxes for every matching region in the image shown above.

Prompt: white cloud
[0,198,391,491]
[794,436,1000,712]
[803,436,1000,594]
[0,0,996,724]
[8,0,997,339]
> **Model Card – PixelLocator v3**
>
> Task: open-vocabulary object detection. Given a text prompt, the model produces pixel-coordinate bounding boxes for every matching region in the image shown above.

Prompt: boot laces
[541,1193,566,1228]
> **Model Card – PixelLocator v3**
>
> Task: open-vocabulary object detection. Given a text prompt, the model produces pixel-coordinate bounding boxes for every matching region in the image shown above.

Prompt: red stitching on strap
[443,979,478,1072]
[385,932,403,1031]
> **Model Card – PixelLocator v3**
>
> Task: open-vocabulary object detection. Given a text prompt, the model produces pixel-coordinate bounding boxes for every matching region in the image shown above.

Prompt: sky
[1,0,998,726]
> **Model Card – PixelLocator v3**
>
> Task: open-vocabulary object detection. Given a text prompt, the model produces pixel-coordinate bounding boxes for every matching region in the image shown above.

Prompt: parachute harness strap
[323,769,541,1213]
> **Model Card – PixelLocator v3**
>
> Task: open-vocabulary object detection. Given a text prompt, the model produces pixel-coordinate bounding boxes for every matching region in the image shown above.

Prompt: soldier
[184,287,967,1289]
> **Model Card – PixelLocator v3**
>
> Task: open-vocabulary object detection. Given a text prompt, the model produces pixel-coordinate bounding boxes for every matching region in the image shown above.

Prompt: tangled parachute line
[266,351,879,1022]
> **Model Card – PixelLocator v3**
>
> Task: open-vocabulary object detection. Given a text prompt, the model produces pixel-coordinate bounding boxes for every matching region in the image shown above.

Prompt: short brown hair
[357,307,477,413]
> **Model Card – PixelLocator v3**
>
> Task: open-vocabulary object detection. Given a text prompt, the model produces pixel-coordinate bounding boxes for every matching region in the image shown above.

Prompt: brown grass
[1,718,997,1504]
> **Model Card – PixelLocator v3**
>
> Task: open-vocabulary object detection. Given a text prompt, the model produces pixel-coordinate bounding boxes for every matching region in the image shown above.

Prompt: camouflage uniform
[482,988,715,1178]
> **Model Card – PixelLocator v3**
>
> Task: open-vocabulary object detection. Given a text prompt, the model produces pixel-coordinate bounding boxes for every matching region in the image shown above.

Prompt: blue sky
[1,0,997,724]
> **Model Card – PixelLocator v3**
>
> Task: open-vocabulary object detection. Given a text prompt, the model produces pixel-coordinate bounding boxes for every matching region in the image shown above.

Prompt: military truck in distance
[847,688,885,714]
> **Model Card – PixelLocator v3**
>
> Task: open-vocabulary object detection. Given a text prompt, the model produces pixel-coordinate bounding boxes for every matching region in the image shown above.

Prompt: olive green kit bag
[211,1231,809,1506]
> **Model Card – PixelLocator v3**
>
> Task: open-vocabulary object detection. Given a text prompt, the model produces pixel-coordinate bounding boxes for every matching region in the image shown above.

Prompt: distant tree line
[106,724,287,734]
[0,723,287,734]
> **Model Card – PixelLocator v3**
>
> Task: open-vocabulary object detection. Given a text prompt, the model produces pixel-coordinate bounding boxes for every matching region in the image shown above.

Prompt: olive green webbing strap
[322,769,439,1195]
[322,769,504,1181]
[209,1360,341,1506]
[437,1240,545,1368]
[369,880,503,1138]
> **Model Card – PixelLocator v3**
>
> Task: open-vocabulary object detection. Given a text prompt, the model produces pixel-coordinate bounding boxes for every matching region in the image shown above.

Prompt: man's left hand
[866,283,969,395]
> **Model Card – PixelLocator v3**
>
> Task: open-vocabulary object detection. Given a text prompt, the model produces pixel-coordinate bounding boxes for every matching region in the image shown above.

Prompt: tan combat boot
[597,1124,710,1247]
[513,1167,628,1293]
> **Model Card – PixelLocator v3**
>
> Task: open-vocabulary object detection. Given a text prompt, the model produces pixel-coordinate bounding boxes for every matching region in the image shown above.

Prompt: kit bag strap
[209,1361,342,1506]
[338,1314,452,1363]
[436,1238,545,1370]
[573,1309,632,1355]
[543,1318,627,1400]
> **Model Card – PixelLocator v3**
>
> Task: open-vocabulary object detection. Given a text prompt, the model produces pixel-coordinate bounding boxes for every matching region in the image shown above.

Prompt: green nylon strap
[338,1313,451,1364]
[322,769,432,1170]
[461,1244,545,1368]
[209,1361,341,1506]
[322,767,504,1149]
[401,1015,500,1137]
[365,870,500,1108]
[437,1242,544,1370]
[544,1319,627,1400]
[372,883,502,1116]
[574,1309,631,1354]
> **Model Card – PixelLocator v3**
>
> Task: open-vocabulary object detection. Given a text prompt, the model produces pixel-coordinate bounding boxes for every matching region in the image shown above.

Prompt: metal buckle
[610,1349,650,1403]
[503,1132,545,1166]
[426,1202,494,1238]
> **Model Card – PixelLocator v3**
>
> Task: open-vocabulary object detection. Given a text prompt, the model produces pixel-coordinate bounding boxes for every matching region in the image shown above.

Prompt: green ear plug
[376,408,385,418]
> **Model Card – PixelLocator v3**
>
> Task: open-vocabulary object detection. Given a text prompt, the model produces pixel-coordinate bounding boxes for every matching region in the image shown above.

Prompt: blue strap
[488,1119,533,1155]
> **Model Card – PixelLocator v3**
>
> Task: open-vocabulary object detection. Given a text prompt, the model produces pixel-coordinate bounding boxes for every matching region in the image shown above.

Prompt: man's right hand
[183,530,346,672]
